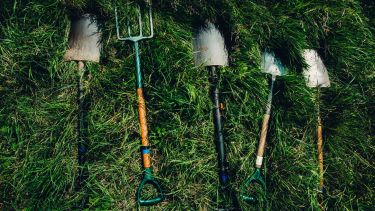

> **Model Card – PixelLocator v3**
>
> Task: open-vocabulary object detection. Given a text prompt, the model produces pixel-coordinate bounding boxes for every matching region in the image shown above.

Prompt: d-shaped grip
[241,168,266,203]
[136,173,164,206]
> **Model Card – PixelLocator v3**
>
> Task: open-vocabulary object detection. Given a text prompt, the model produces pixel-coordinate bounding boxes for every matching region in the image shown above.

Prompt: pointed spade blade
[64,14,102,63]
[303,49,331,88]
[261,50,286,76]
[193,22,228,67]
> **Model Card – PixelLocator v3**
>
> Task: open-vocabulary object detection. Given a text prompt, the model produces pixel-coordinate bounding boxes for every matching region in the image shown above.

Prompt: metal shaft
[77,61,88,188]
[209,66,228,186]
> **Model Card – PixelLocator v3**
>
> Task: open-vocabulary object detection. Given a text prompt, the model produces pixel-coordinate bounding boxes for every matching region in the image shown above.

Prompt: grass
[0,0,374,210]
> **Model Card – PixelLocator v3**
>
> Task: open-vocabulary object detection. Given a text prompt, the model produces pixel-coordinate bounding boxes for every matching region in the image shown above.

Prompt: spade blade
[193,22,228,67]
[261,50,286,76]
[64,14,101,63]
[303,49,330,88]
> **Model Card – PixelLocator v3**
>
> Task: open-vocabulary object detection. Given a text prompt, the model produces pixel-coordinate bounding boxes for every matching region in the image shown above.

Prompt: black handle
[77,63,89,189]
[209,66,229,186]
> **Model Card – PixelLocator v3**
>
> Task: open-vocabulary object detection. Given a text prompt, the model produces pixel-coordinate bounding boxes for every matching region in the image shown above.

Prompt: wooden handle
[317,118,324,189]
[77,61,84,70]
[255,114,271,168]
[137,88,151,168]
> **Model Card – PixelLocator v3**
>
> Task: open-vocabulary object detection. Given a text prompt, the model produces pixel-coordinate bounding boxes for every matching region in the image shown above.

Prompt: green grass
[1,0,374,210]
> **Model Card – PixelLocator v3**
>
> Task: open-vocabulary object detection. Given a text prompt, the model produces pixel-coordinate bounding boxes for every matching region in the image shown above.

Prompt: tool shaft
[255,76,275,168]
[77,61,85,165]
[135,42,143,88]
[116,6,163,205]
[316,87,324,190]
[209,66,228,185]
[77,61,88,188]
[134,41,151,169]
[317,117,324,189]
[317,88,324,210]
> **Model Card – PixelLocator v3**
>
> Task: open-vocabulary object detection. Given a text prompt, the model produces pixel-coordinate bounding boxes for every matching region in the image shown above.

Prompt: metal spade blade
[261,50,286,76]
[64,14,101,63]
[303,49,330,88]
[193,22,228,67]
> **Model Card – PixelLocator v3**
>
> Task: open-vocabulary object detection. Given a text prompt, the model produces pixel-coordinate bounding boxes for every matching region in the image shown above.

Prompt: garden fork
[115,3,164,206]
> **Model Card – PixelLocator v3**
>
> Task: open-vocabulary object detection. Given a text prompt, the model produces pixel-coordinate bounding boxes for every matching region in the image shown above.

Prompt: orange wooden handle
[142,153,151,168]
[137,88,149,146]
[317,123,324,189]
[137,88,151,168]
[255,114,270,168]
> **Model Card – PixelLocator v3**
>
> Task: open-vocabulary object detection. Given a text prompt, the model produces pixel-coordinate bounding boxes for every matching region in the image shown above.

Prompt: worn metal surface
[261,51,286,76]
[193,22,228,67]
[64,14,101,63]
[303,49,331,88]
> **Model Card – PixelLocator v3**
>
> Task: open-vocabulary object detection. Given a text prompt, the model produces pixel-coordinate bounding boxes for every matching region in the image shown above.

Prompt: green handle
[136,168,164,206]
[240,168,266,203]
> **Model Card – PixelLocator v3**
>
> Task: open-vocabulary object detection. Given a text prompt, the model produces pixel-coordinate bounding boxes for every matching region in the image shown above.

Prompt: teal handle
[136,168,164,206]
[240,168,266,203]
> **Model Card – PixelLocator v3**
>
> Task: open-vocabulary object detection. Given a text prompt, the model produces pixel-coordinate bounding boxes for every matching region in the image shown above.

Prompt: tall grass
[0,0,374,210]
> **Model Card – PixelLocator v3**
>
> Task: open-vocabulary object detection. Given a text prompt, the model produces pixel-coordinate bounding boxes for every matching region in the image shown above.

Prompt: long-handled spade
[241,51,286,204]
[64,14,101,205]
[302,49,330,210]
[115,3,164,206]
[193,22,238,210]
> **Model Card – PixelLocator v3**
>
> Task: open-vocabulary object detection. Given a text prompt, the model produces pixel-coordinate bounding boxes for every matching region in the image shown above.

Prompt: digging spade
[241,50,286,204]
[302,49,330,210]
[193,21,239,210]
[64,13,101,205]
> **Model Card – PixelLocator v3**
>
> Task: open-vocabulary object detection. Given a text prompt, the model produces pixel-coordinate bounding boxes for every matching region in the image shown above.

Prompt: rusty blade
[64,14,101,63]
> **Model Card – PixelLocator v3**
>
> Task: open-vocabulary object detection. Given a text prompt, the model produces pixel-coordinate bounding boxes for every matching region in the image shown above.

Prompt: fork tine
[148,7,154,38]
[127,22,132,37]
[138,6,143,37]
[115,8,122,40]
[115,3,154,41]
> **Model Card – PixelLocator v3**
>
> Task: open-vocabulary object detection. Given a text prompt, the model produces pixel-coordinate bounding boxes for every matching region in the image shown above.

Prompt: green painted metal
[134,41,143,88]
[240,168,266,203]
[136,168,164,206]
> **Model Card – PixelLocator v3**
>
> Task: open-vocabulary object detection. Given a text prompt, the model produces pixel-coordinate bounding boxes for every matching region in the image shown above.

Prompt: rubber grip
[136,169,164,206]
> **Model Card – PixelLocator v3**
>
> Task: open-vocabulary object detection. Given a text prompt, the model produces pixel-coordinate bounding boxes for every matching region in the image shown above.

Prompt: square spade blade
[303,49,331,88]
[261,50,286,76]
[64,14,102,63]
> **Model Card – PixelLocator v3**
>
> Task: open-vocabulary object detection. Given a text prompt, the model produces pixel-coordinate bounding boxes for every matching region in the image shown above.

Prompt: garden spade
[302,49,330,209]
[64,13,101,205]
[193,21,239,210]
[241,50,286,204]
[115,2,164,206]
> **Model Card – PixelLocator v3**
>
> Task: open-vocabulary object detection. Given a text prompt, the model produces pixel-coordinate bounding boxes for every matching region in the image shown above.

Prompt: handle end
[136,169,164,206]
[240,168,266,204]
